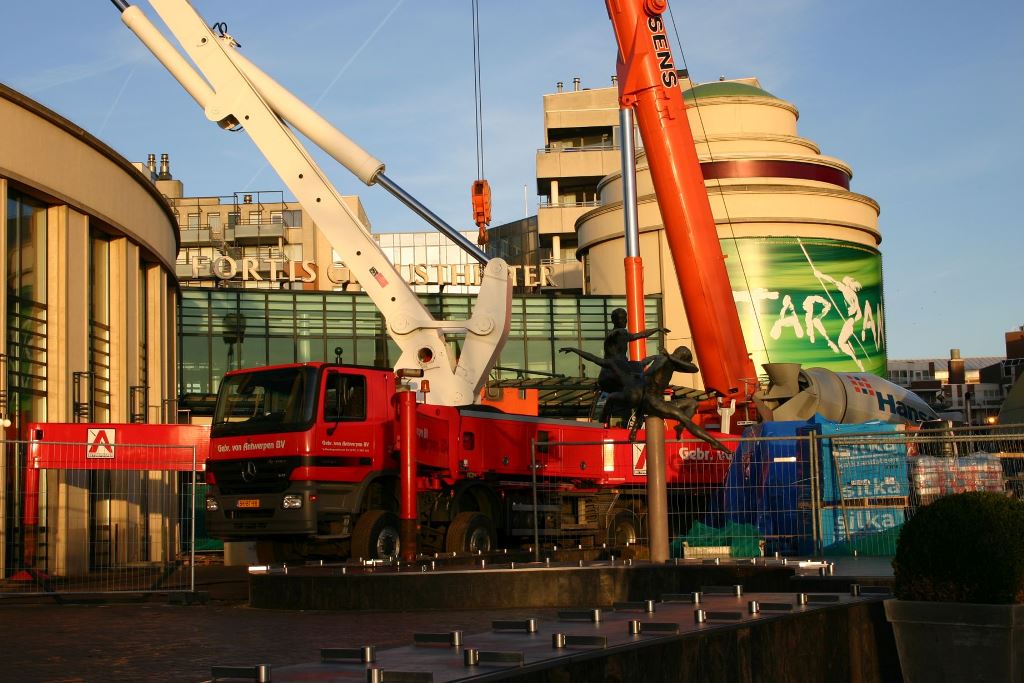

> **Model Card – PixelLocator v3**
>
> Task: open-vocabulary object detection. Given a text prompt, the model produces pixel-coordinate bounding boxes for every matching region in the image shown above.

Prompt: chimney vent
[556,81,563,93]
[948,349,966,385]
[158,153,172,180]
[573,77,581,91]
[146,153,157,175]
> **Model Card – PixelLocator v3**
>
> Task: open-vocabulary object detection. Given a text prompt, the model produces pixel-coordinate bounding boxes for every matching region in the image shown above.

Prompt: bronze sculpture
[560,307,667,422]
[561,333,730,453]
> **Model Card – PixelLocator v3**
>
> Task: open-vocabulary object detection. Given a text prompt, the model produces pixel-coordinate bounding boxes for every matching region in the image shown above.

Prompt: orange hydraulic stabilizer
[471,179,491,246]
[606,0,757,402]
[624,255,647,361]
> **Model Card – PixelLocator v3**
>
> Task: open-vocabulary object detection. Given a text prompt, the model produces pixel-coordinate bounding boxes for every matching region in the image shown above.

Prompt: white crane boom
[116,0,512,406]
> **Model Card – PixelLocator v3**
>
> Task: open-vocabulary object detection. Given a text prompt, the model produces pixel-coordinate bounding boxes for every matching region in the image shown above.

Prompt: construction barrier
[0,435,201,597]
[531,422,1024,560]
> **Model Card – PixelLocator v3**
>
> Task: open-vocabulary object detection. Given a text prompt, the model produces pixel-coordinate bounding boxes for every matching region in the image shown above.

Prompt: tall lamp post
[223,312,247,371]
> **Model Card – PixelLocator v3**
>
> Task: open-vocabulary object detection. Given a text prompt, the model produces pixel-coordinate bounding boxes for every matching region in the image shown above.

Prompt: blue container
[819,506,905,555]
[718,421,806,522]
[799,419,909,505]
[714,421,811,554]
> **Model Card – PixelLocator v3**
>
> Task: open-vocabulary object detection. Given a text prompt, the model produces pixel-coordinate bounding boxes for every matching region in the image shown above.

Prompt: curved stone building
[0,83,180,430]
[577,79,886,388]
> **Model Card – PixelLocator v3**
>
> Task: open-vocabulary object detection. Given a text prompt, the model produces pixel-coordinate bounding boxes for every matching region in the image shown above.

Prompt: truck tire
[445,512,495,554]
[351,510,400,561]
[607,508,642,547]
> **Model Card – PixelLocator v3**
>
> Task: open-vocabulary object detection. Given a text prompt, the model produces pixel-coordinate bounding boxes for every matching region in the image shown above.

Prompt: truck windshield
[212,367,318,436]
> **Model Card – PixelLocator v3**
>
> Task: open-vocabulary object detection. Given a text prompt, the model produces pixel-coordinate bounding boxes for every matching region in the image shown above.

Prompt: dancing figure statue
[559,344,731,454]
[560,307,668,421]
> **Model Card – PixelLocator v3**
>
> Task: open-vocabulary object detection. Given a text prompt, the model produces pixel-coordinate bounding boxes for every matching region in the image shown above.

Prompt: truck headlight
[205,498,219,512]
[282,494,303,509]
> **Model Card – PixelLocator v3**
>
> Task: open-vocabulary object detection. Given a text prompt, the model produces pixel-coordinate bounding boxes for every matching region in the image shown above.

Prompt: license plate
[236,499,260,509]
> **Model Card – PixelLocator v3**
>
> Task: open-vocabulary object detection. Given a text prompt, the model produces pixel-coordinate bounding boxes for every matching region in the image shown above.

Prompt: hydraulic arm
[112,0,512,406]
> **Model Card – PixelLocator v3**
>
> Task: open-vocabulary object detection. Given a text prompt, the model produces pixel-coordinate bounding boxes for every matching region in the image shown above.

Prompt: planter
[884,599,1024,682]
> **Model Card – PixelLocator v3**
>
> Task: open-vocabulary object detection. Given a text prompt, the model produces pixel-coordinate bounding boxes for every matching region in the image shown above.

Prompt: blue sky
[2,1,1022,359]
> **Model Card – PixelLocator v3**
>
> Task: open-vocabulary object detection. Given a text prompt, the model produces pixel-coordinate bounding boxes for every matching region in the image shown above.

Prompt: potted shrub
[886,491,1024,682]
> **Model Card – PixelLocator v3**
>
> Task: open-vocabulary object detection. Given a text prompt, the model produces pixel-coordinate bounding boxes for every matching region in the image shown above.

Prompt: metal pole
[190,445,197,593]
[807,434,821,557]
[22,450,40,569]
[620,107,640,258]
[376,174,489,265]
[645,417,669,562]
[530,439,540,562]
[834,439,852,547]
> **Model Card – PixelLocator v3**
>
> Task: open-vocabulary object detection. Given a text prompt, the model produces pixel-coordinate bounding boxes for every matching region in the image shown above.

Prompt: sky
[1,0,1022,359]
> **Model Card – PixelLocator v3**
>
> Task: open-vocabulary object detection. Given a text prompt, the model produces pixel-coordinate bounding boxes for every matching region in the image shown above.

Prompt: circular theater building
[575,78,886,387]
[0,84,183,577]
[0,84,181,431]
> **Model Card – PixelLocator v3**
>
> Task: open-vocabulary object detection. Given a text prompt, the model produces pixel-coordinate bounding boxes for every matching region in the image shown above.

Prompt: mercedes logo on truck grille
[241,460,258,483]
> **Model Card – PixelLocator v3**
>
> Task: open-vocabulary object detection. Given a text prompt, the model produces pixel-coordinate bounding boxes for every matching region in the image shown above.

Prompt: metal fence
[0,439,200,596]
[531,423,1024,560]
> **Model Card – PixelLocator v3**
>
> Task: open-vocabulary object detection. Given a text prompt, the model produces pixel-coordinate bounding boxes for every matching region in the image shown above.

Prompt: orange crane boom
[606,0,757,404]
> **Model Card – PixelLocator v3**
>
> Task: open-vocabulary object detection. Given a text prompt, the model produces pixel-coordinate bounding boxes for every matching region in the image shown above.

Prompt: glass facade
[487,216,538,269]
[6,190,47,425]
[178,289,663,395]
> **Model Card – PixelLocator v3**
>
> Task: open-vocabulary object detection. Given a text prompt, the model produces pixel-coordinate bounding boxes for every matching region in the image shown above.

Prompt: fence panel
[529,423,1024,561]
[691,433,814,559]
[0,439,198,596]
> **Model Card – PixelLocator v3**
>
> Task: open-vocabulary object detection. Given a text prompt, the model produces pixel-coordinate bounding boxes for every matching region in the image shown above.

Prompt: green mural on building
[723,238,886,376]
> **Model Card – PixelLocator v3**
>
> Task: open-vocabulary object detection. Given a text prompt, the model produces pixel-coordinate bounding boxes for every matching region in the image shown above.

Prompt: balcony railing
[537,143,618,154]
[233,222,286,242]
[537,200,601,209]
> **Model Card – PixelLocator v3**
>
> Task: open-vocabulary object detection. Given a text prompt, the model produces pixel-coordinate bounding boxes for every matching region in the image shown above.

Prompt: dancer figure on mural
[812,269,865,371]
[559,344,731,453]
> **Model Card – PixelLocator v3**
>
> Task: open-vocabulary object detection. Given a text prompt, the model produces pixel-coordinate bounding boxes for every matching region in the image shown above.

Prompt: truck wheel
[607,509,641,547]
[351,510,400,561]
[445,512,495,554]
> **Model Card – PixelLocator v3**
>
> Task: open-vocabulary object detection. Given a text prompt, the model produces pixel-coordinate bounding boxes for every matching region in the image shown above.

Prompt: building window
[187,213,200,228]
[6,190,48,426]
[139,264,149,417]
[177,289,662,407]
[89,229,111,421]
[270,211,283,224]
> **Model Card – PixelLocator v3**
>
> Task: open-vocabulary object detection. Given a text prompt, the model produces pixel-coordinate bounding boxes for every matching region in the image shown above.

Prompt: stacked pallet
[908,454,1004,507]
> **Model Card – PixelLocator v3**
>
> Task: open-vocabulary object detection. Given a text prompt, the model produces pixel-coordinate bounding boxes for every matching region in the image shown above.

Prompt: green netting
[671,521,763,558]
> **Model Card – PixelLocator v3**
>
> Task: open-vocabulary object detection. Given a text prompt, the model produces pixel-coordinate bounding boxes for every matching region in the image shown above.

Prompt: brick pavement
[0,560,896,682]
[0,566,555,682]
[0,599,556,682]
